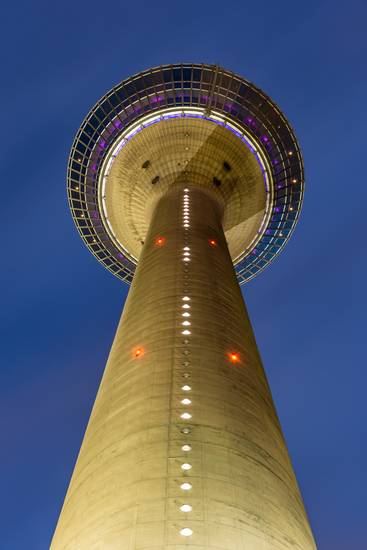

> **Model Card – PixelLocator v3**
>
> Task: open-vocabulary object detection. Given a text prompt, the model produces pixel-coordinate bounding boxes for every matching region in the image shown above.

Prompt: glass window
[183,68,191,81]
[173,68,181,81]
[193,68,201,81]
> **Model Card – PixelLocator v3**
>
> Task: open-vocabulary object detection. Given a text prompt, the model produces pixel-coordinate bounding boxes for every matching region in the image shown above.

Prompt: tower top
[67,63,303,284]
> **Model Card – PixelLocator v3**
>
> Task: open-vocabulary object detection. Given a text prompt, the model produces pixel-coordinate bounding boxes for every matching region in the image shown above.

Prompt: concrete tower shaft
[51,186,316,549]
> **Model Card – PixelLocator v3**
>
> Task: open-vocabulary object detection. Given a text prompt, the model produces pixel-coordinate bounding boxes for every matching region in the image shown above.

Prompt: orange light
[155,236,166,247]
[228,352,240,363]
[133,347,144,358]
[209,239,217,247]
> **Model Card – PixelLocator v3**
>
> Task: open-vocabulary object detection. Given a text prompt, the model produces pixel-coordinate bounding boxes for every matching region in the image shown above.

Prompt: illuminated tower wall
[51,186,316,549]
[52,64,317,550]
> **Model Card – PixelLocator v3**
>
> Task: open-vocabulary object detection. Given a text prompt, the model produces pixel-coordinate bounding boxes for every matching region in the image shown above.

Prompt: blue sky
[1,1,366,548]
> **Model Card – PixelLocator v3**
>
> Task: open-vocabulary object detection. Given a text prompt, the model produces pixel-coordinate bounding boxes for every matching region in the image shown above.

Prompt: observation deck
[67,63,303,284]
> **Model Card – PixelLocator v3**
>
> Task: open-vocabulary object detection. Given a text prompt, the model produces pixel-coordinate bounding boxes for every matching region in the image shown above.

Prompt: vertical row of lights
[179,188,193,538]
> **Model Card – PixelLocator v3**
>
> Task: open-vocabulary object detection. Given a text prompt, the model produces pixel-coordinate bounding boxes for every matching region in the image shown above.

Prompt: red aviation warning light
[209,239,217,247]
[155,236,166,247]
[228,352,240,363]
[133,347,144,358]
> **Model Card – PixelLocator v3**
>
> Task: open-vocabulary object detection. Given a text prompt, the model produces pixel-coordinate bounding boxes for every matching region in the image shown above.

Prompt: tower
[51,64,316,549]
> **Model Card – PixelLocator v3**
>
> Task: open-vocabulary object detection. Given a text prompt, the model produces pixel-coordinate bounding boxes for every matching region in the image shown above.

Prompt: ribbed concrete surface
[51,186,316,549]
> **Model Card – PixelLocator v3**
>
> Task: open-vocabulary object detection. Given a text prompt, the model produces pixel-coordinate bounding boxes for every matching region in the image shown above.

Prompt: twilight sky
[1,1,366,548]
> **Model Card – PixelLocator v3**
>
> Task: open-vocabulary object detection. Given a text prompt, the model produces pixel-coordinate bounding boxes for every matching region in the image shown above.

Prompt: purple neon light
[150,96,164,104]
[246,117,257,129]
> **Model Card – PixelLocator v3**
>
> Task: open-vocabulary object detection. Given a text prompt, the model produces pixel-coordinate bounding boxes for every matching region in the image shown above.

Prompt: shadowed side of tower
[51,186,316,549]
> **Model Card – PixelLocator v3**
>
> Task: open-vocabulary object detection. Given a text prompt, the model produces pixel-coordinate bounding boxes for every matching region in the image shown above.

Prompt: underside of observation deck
[67,63,304,285]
